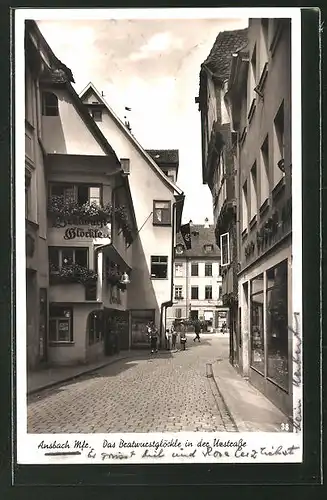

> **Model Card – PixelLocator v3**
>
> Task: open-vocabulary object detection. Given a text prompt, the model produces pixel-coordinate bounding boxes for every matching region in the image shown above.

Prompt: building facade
[25,21,140,368]
[166,222,227,330]
[196,29,248,361]
[225,19,292,417]
[25,23,50,370]
[80,83,184,348]
[25,23,186,368]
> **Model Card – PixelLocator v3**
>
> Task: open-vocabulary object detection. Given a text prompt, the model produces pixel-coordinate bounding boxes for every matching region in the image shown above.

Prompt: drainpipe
[159,195,184,347]
[185,256,190,319]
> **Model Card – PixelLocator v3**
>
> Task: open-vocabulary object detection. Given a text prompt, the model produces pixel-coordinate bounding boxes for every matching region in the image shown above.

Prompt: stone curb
[211,359,248,432]
[210,365,239,431]
[211,359,286,432]
[27,355,131,395]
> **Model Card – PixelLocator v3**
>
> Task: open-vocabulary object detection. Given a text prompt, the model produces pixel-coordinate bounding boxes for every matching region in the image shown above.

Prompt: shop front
[239,245,292,417]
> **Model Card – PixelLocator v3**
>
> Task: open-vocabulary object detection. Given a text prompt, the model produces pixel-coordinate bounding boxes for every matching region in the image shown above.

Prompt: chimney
[204,217,210,228]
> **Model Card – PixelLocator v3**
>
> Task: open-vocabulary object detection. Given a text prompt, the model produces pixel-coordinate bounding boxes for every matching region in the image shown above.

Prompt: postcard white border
[16,7,303,465]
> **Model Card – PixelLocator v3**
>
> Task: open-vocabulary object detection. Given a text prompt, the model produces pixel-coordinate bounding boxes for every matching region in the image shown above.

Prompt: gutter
[159,193,185,346]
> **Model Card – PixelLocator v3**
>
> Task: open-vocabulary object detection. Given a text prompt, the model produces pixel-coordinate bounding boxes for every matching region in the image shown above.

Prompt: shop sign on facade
[63,227,110,240]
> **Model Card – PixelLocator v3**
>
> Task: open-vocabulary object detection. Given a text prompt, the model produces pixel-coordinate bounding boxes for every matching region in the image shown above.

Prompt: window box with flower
[48,195,113,226]
[49,262,98,286]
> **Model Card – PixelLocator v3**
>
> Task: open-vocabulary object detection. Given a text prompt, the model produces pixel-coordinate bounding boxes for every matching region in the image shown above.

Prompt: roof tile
[146,149,179,165]
[176,224,220,258]
[203,28,248,79]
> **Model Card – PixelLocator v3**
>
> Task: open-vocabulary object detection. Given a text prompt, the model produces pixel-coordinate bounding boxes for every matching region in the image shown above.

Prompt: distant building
[166,220,227,331]
[225,19,292,417]
[196,28,248,359]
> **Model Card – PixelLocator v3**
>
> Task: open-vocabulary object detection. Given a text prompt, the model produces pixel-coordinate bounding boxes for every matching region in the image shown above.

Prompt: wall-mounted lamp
[120,272,130,285]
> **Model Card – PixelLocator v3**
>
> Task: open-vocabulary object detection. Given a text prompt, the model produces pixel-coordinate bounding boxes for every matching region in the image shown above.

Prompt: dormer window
[175,244,184,255]
[91,109,102,122]
[204,244,213,253]
[42,92,58,116]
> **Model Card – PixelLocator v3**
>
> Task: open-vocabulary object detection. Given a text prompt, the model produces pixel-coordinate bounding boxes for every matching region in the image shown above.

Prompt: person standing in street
[171,324,177,350]
[193,320,201,342]
[180,330,187,350]
[147,321,158,354]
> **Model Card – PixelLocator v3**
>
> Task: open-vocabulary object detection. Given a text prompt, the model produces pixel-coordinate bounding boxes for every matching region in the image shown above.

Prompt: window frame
[150,255,168,279]
[205,285,213,300]
[205,263,213,277]
[220,232,230,267]
[42,91,59,117]
[91,109,103,122]
[88,310,104,346]
[153,200,172,226]
[49,305,73,344]
[49,183,102,206]
[25,169,32,220]
[49,247,89,271]
[191,263,199,276]
[260,135,270,208]
[175,263,183,276]
[191,286,199,300]
[174,285,183,299]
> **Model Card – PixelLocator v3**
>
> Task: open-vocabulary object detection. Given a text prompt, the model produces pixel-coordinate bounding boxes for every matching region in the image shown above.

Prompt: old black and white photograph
[16,8,303,464]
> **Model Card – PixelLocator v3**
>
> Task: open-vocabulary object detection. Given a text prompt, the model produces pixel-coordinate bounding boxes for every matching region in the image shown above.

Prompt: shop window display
[266,260,289,390]
[250,274,265,374]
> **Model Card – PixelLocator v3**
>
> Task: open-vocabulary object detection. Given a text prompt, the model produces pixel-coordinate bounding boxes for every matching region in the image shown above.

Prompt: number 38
[281,423,290,431]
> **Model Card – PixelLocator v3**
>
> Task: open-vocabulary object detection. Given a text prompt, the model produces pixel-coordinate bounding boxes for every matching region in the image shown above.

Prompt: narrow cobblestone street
[27,335,236,433]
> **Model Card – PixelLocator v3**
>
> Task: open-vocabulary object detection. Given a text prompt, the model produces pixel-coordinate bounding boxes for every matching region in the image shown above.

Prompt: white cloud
[129,31,183,61]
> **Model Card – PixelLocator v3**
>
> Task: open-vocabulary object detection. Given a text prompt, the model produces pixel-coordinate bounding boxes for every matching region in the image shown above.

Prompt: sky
[37,15,248,224]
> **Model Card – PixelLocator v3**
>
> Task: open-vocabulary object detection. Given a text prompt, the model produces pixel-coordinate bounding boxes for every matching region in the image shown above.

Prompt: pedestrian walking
[147,321,158,354]
[193,320,201,342]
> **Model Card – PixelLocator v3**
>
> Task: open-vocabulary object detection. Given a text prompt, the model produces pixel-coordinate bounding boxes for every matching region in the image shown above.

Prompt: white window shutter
[220,232,230,267]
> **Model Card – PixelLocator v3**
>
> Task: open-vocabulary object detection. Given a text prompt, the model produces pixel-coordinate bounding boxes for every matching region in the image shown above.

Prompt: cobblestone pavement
[27,335,236,433]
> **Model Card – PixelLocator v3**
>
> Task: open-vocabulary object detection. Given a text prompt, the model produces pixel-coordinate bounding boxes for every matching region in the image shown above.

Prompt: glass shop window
[266,260,289,390]
[250,273,265,374]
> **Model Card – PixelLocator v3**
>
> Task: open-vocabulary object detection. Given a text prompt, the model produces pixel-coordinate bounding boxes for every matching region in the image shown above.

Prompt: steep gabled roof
[175,224,220,259]
[80,82,183,196]
[146,149,179,177]
[146,149,179,164]
[30,21,120,167]
[202,28,248,79]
